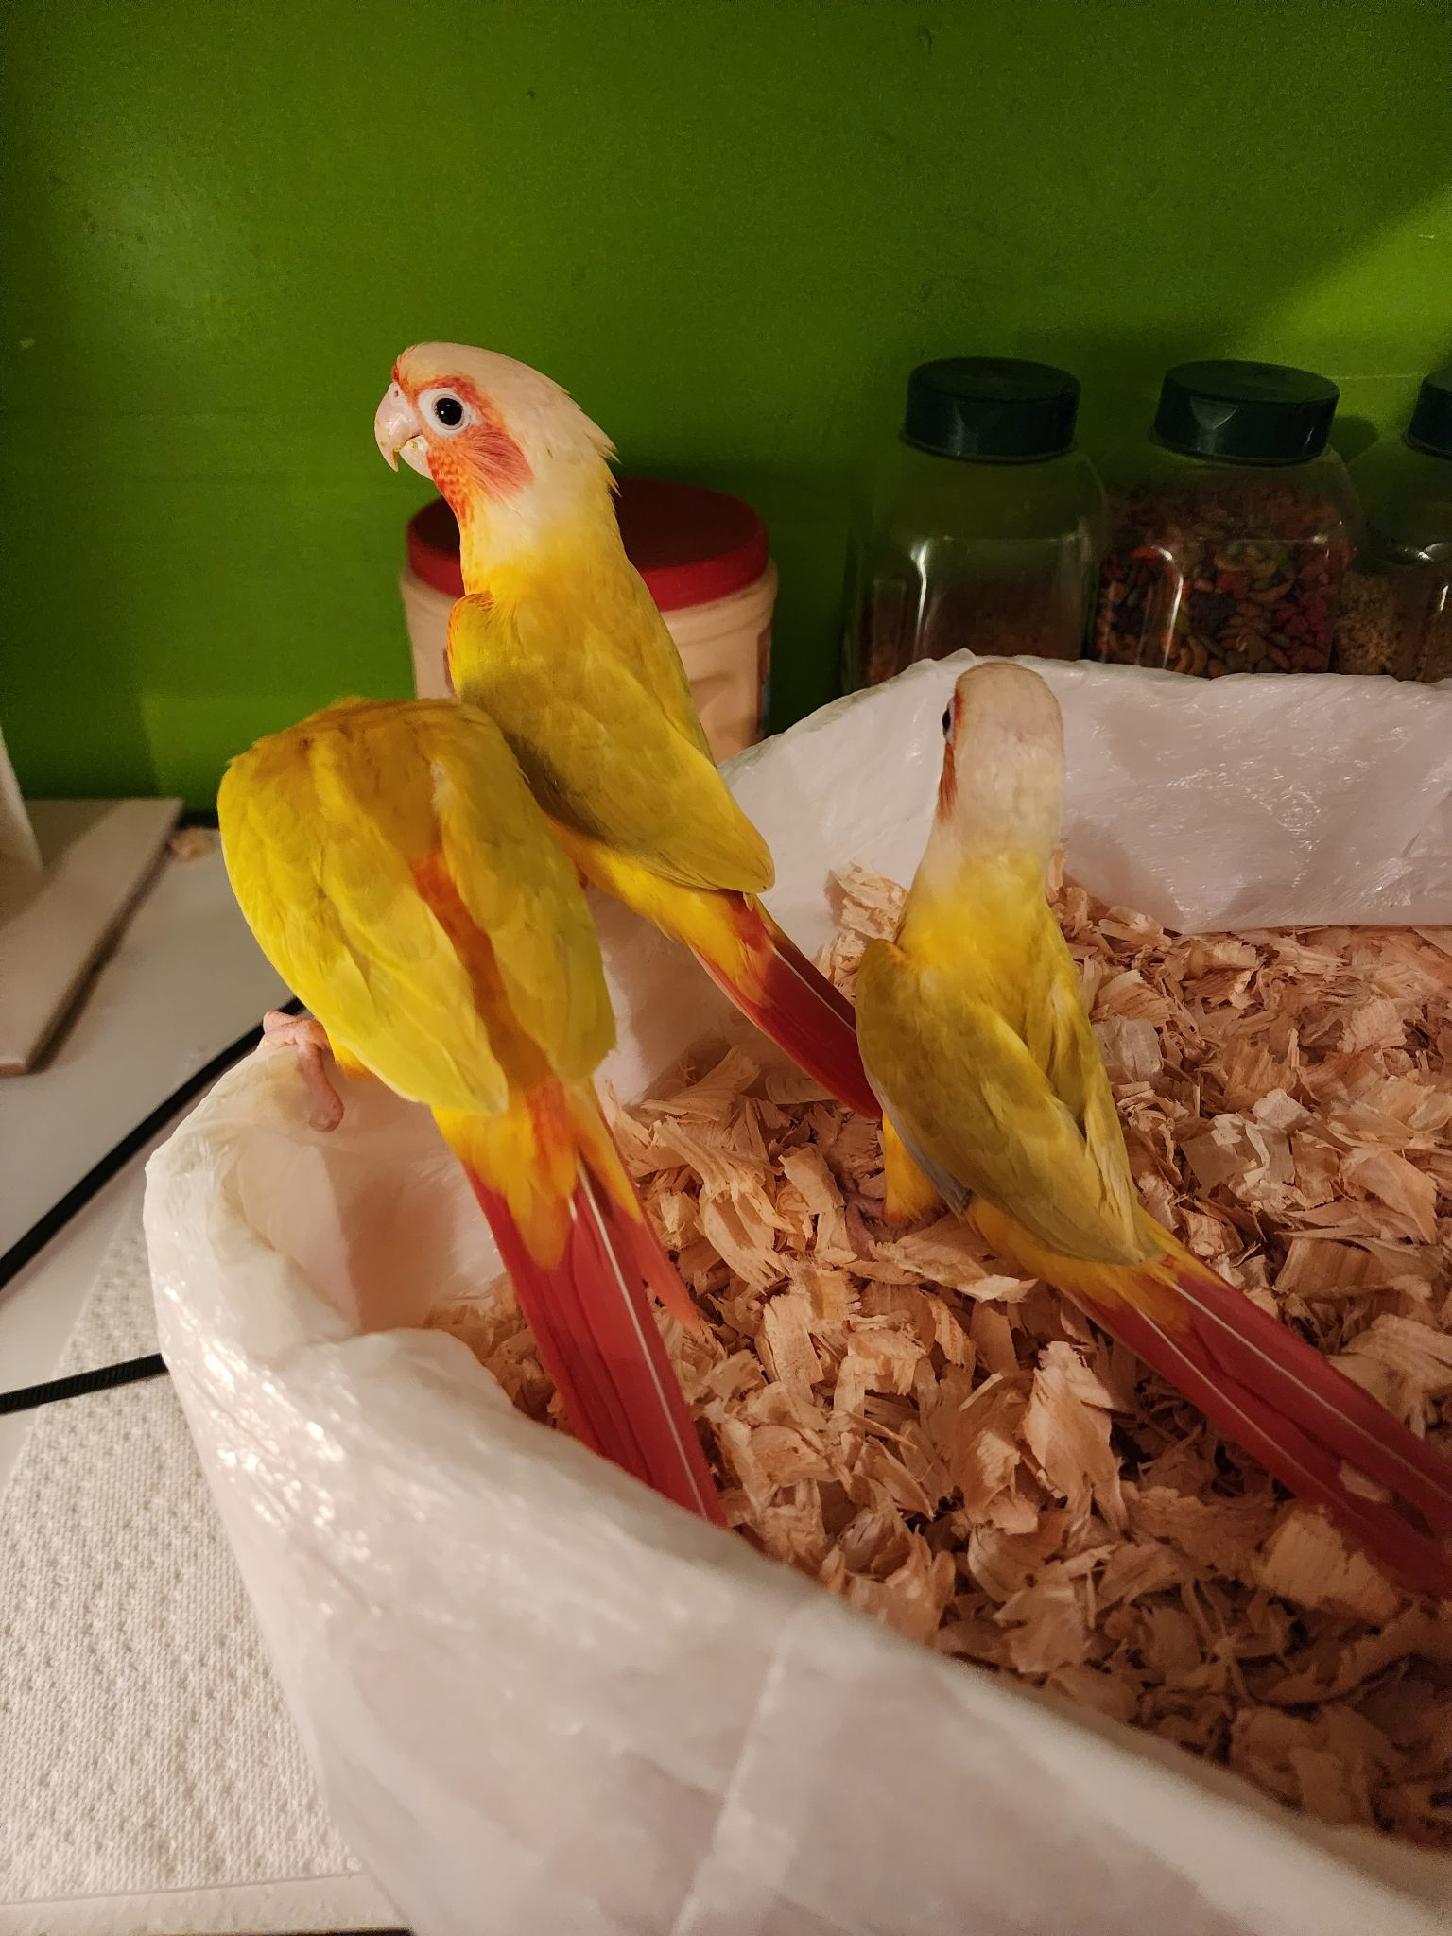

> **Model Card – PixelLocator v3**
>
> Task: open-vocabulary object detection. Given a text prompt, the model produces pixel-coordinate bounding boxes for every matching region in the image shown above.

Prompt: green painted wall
[3,0,1449,808]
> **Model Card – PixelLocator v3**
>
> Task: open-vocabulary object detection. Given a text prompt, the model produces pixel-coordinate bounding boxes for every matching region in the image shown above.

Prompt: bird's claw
[262,1010,345,1132]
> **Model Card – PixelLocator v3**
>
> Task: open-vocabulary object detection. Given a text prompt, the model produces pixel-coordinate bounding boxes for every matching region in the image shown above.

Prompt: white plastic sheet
[147,656,1452,1936]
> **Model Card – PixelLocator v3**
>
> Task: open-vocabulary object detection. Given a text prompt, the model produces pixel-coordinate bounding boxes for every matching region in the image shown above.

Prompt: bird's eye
[941,706,953,737]
[418,387,472,436]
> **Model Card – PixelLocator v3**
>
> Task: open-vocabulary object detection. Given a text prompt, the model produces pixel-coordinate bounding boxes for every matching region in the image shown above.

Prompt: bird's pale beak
[373,383,429,477]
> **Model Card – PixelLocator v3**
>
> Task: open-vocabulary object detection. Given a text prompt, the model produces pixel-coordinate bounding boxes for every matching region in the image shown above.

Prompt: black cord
[0,1353,170,1415]
[0,997,302,1413]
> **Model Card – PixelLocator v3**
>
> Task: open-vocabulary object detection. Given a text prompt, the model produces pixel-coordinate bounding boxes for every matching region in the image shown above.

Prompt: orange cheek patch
[424,378,533,510]
[937,745,958,813]
[473,414,532,497]
[428,444,474,517]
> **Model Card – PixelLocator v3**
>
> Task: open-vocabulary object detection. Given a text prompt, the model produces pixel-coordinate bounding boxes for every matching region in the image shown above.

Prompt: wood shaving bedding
[434,863,1452,1846]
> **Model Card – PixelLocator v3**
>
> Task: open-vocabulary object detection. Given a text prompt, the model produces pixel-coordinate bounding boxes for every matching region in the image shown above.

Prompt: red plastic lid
[405,474,769,611]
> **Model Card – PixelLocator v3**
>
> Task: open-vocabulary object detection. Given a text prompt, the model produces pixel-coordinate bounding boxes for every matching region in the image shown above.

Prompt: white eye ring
[418,386,474,437]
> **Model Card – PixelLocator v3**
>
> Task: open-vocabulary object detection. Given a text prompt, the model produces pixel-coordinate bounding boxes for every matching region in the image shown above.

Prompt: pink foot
[262,1010,344,1132]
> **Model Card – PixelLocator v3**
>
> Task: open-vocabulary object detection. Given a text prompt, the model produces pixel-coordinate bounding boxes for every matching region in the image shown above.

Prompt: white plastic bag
[147,656,1452,1936]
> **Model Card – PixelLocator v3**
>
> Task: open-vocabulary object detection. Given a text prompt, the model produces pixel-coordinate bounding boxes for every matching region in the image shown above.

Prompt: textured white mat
[0,1205,377,1915]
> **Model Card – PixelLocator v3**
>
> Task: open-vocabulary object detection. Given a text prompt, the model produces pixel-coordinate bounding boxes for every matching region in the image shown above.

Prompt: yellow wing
[218,700,613,1116]
[448,595,773,895]
[856,902,1153,1267]
[555,538,713,759]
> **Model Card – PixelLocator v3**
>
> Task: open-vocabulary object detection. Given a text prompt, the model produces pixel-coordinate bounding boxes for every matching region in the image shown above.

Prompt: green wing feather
[218,700,612,1115]
[857,902,1151,1266]
[449,595,773,894]
[423,705,614,1079]
[573,547,714,760]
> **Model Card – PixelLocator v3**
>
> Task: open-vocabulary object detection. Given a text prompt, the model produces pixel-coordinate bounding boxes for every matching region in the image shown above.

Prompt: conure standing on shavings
[218,697,722,1525]
[373,343,878,1120]
[855,660,1452,1599]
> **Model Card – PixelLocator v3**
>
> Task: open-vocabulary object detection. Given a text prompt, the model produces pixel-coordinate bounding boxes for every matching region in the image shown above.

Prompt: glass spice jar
[1334,367,1452,684]
[1091,361,1359,679]
[841,358,1106,690]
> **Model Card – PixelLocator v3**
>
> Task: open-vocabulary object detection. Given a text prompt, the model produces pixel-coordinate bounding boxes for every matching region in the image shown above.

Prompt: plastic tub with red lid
[400,477,775,761]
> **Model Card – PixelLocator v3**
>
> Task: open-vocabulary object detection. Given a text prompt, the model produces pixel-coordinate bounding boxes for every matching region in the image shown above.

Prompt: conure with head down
[856,661,1452,1598]
[219,697,721,1524]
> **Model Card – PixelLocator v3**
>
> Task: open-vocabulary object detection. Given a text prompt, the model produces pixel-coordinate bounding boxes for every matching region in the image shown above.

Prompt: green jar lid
[1152,359,1339,465]
[1407,366,1452,459]
[903,357,1080,461]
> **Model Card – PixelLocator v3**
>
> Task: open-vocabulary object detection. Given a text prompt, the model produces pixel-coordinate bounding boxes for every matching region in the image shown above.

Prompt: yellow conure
[218,698,721,1524]
[373,344,878,1119]
[857,662,1452,1598]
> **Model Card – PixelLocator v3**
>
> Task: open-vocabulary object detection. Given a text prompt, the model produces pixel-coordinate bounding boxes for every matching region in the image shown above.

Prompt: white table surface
[0,840,402,1933]
[0,841,286,1499]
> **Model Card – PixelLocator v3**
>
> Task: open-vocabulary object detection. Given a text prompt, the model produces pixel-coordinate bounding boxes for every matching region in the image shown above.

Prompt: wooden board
[0,798,181,1075]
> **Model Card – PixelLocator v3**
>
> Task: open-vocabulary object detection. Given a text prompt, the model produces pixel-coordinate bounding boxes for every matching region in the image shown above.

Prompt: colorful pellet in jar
[1334,367,1452,684]
[1090,361,1358,679]
[1094,483,1353,677]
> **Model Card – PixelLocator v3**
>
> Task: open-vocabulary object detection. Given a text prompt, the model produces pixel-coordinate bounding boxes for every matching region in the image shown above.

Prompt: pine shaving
[433,864,1452,1848]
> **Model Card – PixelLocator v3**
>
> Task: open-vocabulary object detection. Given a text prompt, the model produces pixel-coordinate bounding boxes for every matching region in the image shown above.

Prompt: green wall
[4,0,1449,808]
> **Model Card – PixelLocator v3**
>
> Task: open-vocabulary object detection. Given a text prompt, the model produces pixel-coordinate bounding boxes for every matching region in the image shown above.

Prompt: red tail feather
[694,898,881,1118]
[1102,1249,1452,1598]
[464,1167,724,1525]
